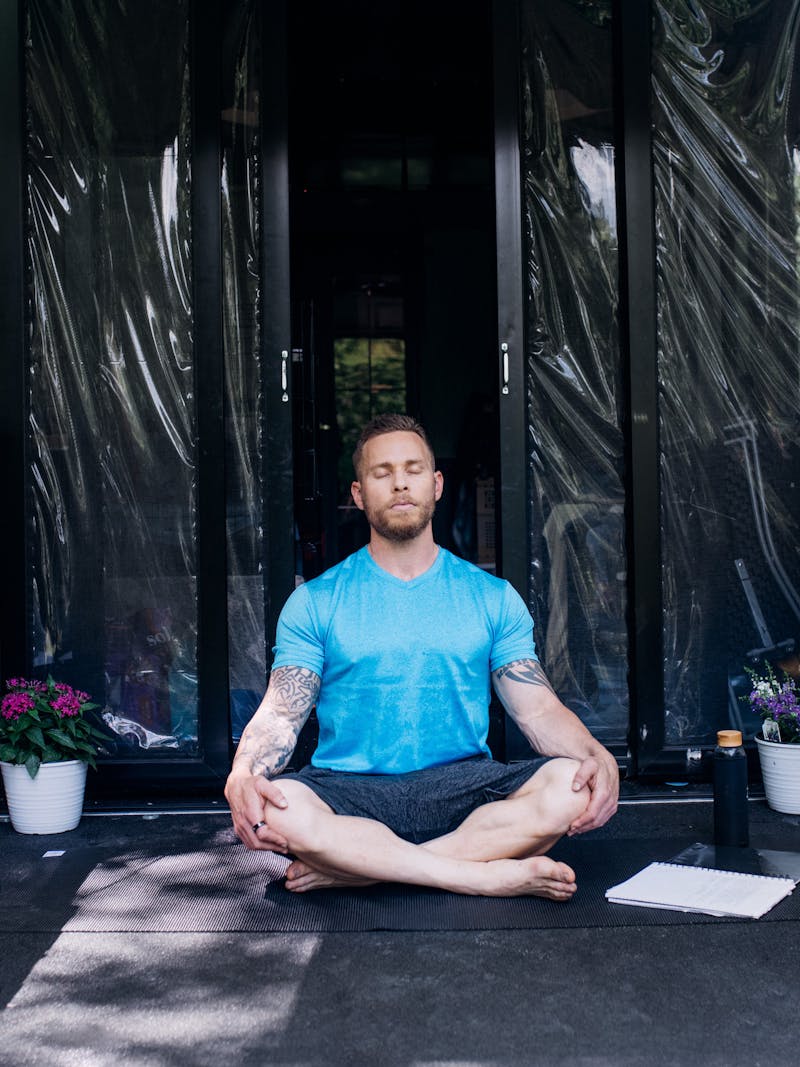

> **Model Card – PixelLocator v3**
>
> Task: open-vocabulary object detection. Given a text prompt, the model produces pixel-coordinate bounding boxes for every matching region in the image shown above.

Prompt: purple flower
[1,692,35,721]
[52,693,82,718]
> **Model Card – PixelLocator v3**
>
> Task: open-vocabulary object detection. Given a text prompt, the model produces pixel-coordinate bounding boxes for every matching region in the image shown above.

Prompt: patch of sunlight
[4,933,322,1065]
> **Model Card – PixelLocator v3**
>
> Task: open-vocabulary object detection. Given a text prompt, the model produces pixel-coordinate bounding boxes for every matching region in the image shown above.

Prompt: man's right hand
[225,770,290,852]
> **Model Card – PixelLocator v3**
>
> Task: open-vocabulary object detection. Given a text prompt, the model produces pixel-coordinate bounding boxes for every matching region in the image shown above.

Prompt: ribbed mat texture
[4,835,799,933]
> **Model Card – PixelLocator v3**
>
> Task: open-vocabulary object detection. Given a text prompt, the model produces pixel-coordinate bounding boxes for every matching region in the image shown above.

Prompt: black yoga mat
[4,833,800,933]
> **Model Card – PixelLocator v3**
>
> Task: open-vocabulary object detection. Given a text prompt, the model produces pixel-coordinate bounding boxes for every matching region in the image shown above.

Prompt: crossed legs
[260,758,590,899]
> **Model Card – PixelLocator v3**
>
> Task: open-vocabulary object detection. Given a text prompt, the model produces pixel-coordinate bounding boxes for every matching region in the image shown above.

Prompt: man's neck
[366,532,439,581]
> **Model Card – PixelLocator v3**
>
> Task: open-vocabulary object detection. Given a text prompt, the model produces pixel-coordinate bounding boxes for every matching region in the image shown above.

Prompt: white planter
[755,736,800,815]
[1,759,88,834]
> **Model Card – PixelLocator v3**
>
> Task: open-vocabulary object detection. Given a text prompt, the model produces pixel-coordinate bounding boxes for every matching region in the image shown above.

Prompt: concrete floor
[1,797,799,1066]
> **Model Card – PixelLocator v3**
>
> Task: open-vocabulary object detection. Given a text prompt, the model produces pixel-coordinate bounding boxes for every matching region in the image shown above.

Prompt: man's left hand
[566,753,619,835]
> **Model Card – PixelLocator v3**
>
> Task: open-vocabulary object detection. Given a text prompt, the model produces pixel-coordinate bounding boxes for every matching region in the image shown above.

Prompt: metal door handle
[281,350,289,402]
[501,342,509,395]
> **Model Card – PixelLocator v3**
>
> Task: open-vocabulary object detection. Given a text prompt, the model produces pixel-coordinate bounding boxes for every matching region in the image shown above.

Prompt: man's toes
[285,859,313,880]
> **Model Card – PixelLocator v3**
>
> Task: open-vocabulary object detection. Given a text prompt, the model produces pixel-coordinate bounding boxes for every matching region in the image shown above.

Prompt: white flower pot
[755,736,800,815]
[1,759,88,834]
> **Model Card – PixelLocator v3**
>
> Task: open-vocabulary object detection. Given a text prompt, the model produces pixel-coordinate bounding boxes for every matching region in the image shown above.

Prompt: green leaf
[25,753,41,779]
[27,725,47,751]
[0,743,16,761]
[48,728,78,749]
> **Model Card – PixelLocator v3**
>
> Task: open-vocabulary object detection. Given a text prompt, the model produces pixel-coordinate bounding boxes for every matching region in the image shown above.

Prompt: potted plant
[0,676,105,833]
[746,662,800,814]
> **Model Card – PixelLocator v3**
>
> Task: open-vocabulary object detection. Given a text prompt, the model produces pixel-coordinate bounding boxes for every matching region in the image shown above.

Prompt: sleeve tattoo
[493,658,556,696]
[234,665,321,779]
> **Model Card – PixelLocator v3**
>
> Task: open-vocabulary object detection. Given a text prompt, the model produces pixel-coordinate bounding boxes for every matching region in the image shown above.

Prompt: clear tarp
[26,0,198,754]
[653,0,800,743]
[520,1,628,745]
[221,0,269,741]
[26,0,800,768]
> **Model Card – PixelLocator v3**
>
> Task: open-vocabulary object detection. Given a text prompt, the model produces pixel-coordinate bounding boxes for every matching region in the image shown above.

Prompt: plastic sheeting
[521,0,800,750]
[26,0,199,753]
[520,1,628,745]
[222,1,269,741]
[653,0,800,743]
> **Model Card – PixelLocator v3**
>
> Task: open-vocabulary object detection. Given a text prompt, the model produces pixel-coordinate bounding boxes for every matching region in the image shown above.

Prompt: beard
[362,496,437,542]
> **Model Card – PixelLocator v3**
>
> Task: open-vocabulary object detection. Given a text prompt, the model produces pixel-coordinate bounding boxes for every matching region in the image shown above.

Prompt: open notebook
[605,861,796,919]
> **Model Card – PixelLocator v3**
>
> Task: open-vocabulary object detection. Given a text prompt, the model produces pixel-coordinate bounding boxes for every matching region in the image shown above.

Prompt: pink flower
[1,692,35,720]
[52,693,82,718]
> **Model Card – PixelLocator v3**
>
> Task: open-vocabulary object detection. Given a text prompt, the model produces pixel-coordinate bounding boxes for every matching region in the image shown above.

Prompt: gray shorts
[278,755,552,844]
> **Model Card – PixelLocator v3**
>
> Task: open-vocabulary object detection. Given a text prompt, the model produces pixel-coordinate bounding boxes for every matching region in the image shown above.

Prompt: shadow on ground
[1,801,799,1065]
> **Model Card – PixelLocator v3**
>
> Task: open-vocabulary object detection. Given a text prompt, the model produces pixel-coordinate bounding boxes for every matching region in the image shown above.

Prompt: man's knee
[263,780,332,853]
[520,757,590,830]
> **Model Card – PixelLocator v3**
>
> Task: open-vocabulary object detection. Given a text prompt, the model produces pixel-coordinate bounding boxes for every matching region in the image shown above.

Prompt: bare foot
[479,856,577,899]
[284,859,377,893]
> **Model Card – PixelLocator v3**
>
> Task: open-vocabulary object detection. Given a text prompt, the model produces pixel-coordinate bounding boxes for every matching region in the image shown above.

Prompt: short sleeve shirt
[272,547,537,773]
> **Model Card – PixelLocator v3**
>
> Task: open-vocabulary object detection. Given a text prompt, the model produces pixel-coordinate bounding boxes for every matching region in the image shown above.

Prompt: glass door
[19,0,293,793]
[25,0,203,784]
[651,0,800,754]
[494,0,631,763]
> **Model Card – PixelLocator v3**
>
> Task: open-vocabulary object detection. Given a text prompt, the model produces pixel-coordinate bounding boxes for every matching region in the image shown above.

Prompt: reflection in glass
[653,0,800,744]
[520,0,628,743]
[221,0,268,743]
[26,0,198,755]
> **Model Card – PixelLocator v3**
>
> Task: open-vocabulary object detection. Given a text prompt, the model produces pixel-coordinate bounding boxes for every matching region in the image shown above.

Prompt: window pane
[333,336,406,499]
[222,0,267,743]
[26,0,197,754]
[521,0,628,744]
[653,0,800,744]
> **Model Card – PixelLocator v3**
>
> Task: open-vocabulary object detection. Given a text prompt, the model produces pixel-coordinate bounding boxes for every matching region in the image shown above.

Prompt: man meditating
[225,414,619,898]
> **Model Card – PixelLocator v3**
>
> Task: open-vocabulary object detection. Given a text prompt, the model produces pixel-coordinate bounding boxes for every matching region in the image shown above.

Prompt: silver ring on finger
[252,821,267,832]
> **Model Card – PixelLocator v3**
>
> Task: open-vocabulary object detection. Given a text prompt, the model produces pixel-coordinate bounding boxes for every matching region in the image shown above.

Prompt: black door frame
[0,0,690,795]
[0,0,295,797]
[614,0,664,773]
[492,0,538,763]
[492,0,664,773]
[260,0,296,658]
[0,0,26,691]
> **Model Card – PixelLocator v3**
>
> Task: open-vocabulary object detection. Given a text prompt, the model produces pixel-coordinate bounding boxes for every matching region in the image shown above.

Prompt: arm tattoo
[233,665,321,779]
[268,665,321,709]
[493,658,556,696]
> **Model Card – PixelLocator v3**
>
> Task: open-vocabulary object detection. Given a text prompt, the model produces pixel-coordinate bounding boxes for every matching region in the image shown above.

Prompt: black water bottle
[713,729,749,847]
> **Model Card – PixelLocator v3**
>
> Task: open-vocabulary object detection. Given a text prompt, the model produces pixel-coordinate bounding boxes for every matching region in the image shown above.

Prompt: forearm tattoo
[493,658,556,696]
[233,665,321,779]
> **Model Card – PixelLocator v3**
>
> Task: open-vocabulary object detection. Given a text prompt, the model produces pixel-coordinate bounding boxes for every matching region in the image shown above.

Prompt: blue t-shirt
[272,546,537,773]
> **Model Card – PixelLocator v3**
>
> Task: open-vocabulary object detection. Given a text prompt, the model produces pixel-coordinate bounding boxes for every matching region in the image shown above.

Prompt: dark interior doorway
[287,0,500,582]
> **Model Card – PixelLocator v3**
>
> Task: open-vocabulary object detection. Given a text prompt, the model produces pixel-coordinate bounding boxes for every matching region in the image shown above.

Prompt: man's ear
[351,480,364,511]
[434,470,444,502]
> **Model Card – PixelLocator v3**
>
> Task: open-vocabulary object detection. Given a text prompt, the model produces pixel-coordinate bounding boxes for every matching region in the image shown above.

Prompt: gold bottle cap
[717,730,743,747]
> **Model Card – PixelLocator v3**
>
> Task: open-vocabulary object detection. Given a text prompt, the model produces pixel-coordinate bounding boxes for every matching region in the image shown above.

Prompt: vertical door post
[493,0,528,601]
[493,0,532,759]
[191,0,232,774]
[0,0,27,683]
[261,0,295,653]
[615,0,664,771]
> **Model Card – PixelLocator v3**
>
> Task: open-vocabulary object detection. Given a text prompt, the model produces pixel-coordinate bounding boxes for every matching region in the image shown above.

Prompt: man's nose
[392,470,408,489]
